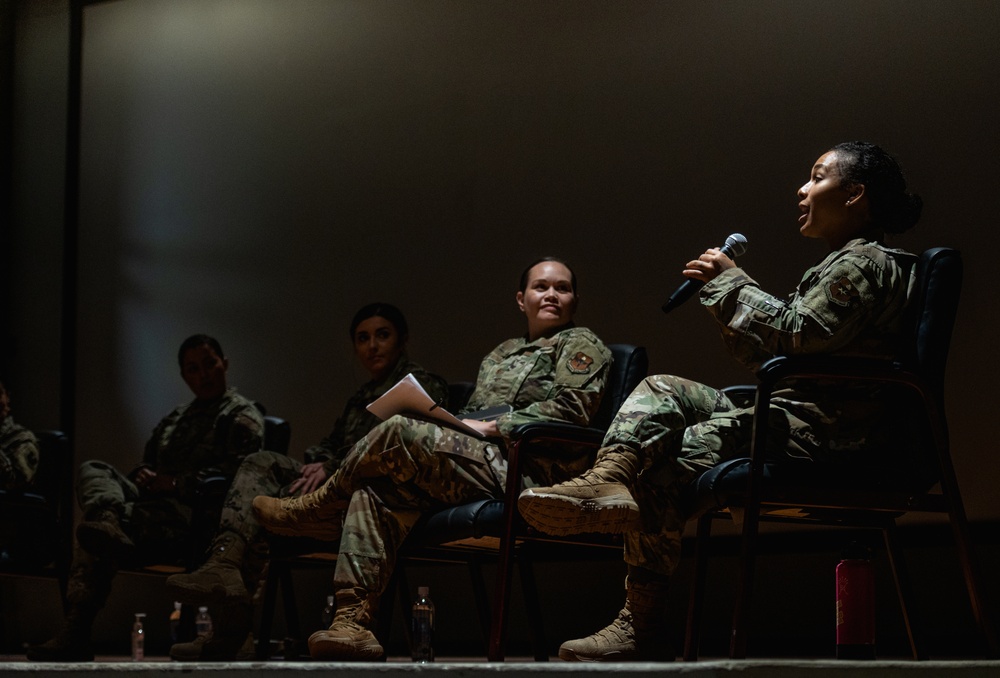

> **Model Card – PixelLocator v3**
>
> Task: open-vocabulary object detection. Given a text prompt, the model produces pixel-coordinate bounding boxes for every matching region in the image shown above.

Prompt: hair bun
[886,192,923,234]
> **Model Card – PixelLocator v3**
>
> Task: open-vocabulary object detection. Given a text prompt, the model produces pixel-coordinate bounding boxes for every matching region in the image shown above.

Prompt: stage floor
[3,657,1000,678]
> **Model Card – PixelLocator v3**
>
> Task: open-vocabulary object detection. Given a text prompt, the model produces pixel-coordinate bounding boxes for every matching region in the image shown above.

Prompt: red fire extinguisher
[835,541,876,659]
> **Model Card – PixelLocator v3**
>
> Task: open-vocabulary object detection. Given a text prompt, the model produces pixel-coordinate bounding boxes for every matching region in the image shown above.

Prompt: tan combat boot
[518,444,641,536]
[558,575,674,662]
[75,508,134,557]
[307,587,384,661]
[166,532,250,604]
[252,481,348,540]
[169,601,255,661]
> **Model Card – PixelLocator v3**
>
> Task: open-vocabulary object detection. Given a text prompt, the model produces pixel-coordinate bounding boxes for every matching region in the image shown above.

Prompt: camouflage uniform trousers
[326,415,508,597]
[602,375,820,578]
[216,450,306,590]
[68,461,195,607]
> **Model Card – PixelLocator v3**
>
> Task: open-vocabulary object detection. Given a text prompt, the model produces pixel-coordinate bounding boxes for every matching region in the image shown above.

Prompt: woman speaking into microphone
[519,140,924,662]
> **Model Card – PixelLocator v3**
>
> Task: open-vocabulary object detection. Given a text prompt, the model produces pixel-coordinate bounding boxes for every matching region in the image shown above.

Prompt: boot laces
[279,494,314,513]
[561,464,618,485]
[329,616,367,634]
[279,492,346,520]
[590,608,635,645]
[329,595,373,631]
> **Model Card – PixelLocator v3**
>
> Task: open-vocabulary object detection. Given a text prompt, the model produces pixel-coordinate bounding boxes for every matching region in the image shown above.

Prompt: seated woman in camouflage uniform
[253,257,613,661]
[27,334,266,662]
[518,141,925,662]
[165,303,448,661]
[0,379,40,493]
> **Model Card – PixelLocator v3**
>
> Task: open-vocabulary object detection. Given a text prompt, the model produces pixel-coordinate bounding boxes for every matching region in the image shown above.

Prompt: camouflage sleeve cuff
[700,267,757,308]
[494,412,515,440]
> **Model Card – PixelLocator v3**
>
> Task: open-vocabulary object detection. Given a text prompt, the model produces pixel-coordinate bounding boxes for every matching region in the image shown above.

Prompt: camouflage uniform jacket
[0,415,40,491]
[462,325,612,448]
[701,238,917,370]
[132,387,265,502]
[700,237,918,453]
[305,356,448,474]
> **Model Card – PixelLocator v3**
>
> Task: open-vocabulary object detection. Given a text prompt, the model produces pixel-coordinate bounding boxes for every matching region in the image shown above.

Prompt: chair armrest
[502,422,605,523]
[508,421,605,449]
[722,385,757,408]
[756,355,915,390]
[192,473,233,501]
[748,354,946,484]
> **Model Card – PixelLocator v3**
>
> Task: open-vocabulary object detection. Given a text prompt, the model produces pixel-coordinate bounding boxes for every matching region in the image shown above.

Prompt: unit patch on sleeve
[567,352,594,374]
[827,276,860,307]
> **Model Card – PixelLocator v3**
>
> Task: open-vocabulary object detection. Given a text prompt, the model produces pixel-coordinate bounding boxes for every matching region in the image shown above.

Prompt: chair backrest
[448,381,476,412]
[264,415,291,455]
[35,429,72,507]
[591,344,649,431]
[891,247,962,490]
[904,247,963,396]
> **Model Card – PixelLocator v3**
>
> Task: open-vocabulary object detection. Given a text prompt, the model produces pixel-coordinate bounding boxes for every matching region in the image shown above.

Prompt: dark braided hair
[830,141,923,234]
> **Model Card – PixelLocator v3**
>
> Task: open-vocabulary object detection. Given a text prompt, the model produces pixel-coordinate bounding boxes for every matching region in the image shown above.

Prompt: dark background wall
[3,0,999,659]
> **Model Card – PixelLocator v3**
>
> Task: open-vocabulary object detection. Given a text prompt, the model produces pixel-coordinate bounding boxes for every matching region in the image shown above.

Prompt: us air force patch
[827,275,860,307]
[568,352,594,374]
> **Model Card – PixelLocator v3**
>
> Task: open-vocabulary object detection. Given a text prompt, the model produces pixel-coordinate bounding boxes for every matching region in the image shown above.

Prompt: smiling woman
[516,257,579,342]
[247,257,613,661]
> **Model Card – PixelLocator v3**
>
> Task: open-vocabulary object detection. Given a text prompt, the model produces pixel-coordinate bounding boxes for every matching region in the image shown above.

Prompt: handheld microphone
[661,233,748,313]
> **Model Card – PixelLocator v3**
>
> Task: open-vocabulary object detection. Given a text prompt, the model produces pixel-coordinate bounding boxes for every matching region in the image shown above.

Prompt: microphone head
[724,233,748,257]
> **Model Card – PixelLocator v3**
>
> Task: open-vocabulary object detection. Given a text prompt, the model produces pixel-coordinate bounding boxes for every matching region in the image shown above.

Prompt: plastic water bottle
[131,613,146,662]
[836,542,876,660]
[195,606,213,639]
[322,595,335,628]
[169,601,182,643]
[411,586,435,663]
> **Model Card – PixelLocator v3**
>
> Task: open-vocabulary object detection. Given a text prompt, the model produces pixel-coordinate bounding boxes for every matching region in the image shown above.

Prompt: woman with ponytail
[519,141,926,662]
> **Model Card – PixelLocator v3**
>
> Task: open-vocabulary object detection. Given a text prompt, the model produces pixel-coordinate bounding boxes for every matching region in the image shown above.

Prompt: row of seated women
[25,140,925,662]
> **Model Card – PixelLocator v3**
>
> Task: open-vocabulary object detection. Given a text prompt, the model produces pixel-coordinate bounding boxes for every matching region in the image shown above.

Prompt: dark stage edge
[3,658,1000,678]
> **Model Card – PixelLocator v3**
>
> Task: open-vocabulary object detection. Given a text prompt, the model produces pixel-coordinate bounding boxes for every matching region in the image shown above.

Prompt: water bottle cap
[418,586,429,596]
[135,613,146,618]
[174,601,182,610]
[198,606,208,613]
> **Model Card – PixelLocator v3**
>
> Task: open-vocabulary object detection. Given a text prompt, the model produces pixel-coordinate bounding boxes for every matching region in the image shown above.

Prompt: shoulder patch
[827,275,860,307]
[567,352,594,374]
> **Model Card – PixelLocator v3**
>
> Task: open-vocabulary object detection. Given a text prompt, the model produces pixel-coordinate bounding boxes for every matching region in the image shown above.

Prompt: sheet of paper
[366,373,484,438]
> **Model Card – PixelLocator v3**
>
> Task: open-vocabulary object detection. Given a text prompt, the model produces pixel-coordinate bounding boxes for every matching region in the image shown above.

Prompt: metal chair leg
[882,522,926,660]
[684,513,713,661]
